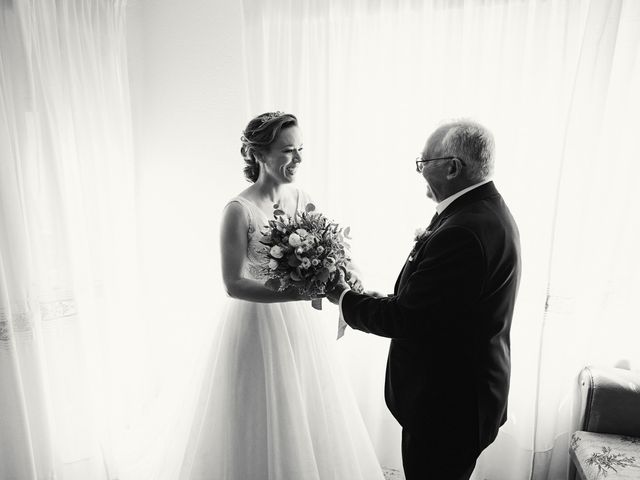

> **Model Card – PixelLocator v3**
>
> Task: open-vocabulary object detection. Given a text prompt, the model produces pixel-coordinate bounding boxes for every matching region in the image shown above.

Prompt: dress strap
[294,188,303,212]
[295,188,313,214]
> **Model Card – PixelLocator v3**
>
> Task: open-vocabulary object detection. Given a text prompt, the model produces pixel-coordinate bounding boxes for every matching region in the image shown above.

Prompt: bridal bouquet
[258,202,362,308]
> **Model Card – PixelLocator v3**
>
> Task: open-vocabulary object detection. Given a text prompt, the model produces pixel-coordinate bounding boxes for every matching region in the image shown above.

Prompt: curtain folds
[2,1,639,479]
[0,1,136,479]
[239,0,640,478]
[531,1,640,477]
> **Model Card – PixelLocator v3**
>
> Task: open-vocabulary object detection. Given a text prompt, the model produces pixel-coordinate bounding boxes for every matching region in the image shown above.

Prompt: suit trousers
[401,428,477,480]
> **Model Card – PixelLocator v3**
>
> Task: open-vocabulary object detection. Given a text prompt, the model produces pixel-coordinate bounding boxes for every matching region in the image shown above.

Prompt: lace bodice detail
[227,189,308,278]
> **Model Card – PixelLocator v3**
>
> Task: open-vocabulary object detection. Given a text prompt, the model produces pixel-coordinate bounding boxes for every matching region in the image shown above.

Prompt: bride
[179,112,385,480]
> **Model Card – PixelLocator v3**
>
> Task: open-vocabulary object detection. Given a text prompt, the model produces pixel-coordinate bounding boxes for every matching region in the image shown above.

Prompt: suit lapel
[393,213,442,294]
[392,182,500,295]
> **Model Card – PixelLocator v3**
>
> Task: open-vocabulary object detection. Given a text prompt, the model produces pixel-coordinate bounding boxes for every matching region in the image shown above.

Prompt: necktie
[409,213,438,262]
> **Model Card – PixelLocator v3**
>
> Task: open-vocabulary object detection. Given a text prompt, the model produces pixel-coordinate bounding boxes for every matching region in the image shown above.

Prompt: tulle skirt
[179,299,385,480]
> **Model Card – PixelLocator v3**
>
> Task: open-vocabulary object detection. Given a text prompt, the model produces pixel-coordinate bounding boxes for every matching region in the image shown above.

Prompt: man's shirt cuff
[336,288,350,339]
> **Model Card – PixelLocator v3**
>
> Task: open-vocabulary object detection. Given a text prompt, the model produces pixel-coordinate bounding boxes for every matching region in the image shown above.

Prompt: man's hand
[326,270,350,305]
[345,271,364,294]
[343,261,365,293]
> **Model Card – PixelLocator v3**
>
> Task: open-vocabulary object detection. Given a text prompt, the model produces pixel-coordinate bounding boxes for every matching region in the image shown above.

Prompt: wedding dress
[179,190,385,480]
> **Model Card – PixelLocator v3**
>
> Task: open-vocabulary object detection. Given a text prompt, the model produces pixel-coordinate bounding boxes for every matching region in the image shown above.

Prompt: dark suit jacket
[341,181,521,454]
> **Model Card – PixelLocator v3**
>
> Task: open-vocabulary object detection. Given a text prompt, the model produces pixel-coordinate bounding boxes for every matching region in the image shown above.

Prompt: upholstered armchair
[570,366,640,480]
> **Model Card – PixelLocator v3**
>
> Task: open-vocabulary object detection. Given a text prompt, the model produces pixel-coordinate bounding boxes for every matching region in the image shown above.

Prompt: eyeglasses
[415,155,466,172]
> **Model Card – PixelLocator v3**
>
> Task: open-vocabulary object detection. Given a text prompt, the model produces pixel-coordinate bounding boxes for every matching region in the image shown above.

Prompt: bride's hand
[283,287,324,302]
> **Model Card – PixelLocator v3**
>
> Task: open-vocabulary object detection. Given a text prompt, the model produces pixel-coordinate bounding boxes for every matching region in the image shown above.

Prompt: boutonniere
[408,227,432,261]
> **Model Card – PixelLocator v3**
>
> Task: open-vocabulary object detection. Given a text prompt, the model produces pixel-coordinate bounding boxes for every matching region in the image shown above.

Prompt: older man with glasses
[328,120,521,480]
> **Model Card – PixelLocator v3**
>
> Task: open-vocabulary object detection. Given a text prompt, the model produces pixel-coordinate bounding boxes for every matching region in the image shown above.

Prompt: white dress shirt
[435,179,491,215]
[336,179,492,339]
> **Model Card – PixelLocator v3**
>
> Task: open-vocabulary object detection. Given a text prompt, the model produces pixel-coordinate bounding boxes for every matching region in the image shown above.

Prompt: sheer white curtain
[240,0,640,478]
[0,1,137,479]
[531,1,640,477]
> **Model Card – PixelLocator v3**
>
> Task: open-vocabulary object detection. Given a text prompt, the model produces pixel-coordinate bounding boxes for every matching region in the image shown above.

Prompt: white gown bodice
[227,188,307,278]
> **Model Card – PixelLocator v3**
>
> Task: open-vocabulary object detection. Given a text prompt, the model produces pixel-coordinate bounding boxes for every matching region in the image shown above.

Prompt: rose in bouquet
[258,202,363,308]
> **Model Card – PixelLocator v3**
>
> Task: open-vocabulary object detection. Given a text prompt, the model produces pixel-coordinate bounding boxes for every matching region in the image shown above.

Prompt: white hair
[440,120,495,182]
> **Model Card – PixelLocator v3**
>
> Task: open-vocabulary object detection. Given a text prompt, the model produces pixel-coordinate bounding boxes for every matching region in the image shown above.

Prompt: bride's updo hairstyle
[240,111,298,183]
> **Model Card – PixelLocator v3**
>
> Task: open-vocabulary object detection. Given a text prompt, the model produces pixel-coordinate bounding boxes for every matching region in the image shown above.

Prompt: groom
[327,120,521,480]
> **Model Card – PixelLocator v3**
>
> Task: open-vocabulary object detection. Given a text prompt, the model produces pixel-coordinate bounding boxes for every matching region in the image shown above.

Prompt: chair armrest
[578,366,640,437]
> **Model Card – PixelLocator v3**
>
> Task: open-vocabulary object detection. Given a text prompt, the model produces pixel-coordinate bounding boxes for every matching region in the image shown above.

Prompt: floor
[382,467,405,479]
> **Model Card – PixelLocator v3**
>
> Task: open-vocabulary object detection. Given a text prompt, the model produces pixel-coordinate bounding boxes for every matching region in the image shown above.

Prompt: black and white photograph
[1,1,640,479]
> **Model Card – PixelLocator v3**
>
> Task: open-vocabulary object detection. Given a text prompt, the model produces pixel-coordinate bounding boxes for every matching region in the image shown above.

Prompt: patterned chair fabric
[571,367,640,480]
[570,431,640,479]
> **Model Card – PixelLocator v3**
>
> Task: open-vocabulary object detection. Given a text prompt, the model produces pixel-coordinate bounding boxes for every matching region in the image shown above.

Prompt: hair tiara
[260,111,285,125]
[240,111,290,146]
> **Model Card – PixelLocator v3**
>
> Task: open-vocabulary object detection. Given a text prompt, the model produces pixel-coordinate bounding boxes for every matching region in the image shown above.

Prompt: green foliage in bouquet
[258,203,362,296]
